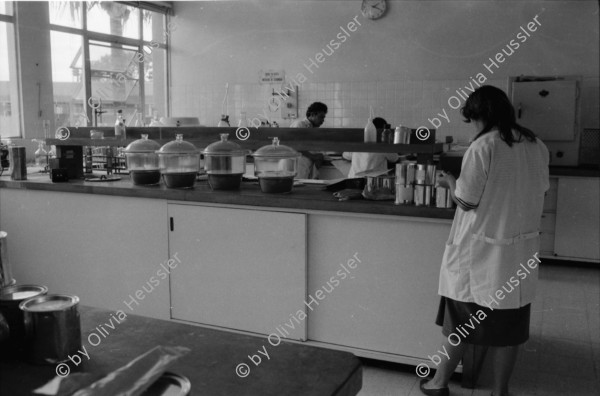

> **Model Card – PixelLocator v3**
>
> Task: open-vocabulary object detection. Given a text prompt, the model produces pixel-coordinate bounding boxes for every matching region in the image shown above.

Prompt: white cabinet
[168,204,307,340]
[307,213,451,360]
[555,177,600,261]
[0,189,171,320]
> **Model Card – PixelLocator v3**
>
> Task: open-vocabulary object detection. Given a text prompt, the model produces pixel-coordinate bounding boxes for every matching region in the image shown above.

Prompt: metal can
[395,163,407,186]
[19,294,81,364]
[414,184,425,206]
[0,284,48,350]
[0,231,15,288]
[426,164,437,185]
[406,163,416,185]
[10,147,27,180]
[415,164,427,184]
[436,187,449,208]
[395,184,414,205]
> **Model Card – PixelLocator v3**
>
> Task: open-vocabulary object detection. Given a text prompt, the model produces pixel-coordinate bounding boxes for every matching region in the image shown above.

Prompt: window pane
[0,21,20,138]
[144,47,167,121]
[89,40,140,126]
[0,2,14,16]
[50,31,85,129]
[87,2,140,40]
[143,10,166,43]
[49,1,83,29]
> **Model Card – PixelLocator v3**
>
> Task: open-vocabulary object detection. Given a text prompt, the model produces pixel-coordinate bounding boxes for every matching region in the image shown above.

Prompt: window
[0,2,21,138]
[49,1,169,128]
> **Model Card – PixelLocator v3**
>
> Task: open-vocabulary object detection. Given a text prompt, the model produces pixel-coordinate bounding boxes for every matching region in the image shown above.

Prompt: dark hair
[372,117,387,130]
[461,85,536,146]
[306,102,328,117]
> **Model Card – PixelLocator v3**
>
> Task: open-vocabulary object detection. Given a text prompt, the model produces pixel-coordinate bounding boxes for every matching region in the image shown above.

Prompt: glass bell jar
[123,134,161,185]
[252,137,300,193]
[156,134,200,189]
[201,133,247,190]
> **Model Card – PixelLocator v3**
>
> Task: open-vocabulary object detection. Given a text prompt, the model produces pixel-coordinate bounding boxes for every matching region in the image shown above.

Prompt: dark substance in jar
[258,176,294,194]
[207,174,242,190]
[162,172,197,189]
[130,170,161,186]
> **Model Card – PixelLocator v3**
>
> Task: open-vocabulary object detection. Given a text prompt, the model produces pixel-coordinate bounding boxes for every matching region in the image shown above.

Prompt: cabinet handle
[170,217,174,232]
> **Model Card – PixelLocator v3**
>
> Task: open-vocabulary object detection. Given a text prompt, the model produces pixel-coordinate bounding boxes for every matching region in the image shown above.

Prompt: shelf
[45,126,443,154]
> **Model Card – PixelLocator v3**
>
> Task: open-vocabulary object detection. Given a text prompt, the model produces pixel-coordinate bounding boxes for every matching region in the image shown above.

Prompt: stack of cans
[395,163,455,208]
[413,164,436,206]
[394,163,415,205]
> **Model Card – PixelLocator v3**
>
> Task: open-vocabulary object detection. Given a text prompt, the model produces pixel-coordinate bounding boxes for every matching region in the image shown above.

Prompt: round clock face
[361,0,387,20]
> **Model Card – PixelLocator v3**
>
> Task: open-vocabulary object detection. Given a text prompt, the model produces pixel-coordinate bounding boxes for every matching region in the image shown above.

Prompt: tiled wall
[172,78,506,145]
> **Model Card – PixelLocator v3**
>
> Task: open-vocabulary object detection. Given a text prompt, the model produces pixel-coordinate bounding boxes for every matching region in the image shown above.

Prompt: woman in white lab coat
[420,86,549,396]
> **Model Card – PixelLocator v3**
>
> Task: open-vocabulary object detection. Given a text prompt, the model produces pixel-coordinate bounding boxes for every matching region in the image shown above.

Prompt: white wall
[170,0,599,143]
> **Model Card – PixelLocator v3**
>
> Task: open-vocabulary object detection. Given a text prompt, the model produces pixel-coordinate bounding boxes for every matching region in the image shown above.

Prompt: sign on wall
[259,70,285,84]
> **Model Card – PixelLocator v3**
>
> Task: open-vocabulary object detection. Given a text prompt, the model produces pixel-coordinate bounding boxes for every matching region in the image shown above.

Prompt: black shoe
[419,378,449,396]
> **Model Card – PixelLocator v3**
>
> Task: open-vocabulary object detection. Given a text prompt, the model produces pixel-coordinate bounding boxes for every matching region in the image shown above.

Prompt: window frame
[48,1,171,127]
[0,2,23,138]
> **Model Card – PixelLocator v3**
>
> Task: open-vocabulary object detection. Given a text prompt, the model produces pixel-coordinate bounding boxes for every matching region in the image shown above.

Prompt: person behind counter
[290,102,328,179]
[343,117,399,177]
[419,86,549,396]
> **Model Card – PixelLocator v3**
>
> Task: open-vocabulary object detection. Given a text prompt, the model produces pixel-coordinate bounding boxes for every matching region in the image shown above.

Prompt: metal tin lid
[252,137,300,158]
[0,284,48,303]
[124,134,161,153]
[19,294,79,312]
[156,134,199,155]
[202,133,247,156]
[142,372,191,395]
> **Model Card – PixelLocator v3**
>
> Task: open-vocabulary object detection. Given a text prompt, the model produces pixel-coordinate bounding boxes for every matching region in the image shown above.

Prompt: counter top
[0,306,362,396]
[549,165,600,178]
[0,172,456,220]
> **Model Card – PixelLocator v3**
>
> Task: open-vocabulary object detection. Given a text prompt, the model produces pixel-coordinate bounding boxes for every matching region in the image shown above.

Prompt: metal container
[426,164,437,185]
[415,164,427,185]
[436,187,450,208]
[395,184,414,205]
[414,184,432,206]
[0,231,15,288]
[19,294,81,364]
[10,146,27,180]
[0,284,48,347]
[395,163,407,186]
[406,163,416,185]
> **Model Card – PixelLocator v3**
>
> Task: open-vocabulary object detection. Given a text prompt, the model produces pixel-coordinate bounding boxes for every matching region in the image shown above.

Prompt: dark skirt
[435,297,530,347]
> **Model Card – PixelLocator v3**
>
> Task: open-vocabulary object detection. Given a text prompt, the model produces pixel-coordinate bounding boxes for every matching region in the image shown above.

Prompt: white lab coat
[438,130,550,309]
[343,152,399,178]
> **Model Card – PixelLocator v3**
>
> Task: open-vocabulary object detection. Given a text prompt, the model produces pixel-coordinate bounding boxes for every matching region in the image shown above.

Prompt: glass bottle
[237,112,248,128]
[115,110,126,140]
[34,140,47,167]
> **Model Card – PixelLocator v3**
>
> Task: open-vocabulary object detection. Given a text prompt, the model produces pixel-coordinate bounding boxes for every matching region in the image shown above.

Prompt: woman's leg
[422,339,468,389]
[490,345,519,396]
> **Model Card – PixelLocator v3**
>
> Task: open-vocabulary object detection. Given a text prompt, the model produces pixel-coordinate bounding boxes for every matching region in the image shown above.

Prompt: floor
[357,262,600,396]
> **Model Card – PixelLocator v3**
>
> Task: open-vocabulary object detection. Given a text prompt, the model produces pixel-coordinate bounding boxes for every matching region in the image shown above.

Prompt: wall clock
[361,0,387,20]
